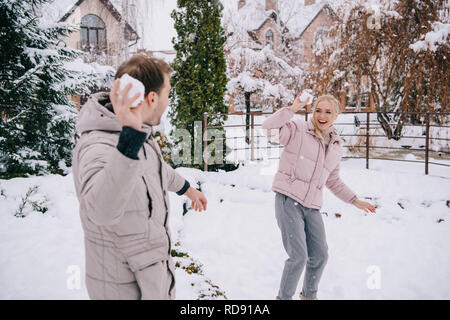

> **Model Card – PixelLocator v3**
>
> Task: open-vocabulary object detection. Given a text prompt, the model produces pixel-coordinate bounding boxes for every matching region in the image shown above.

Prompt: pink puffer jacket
[262,107,357,210]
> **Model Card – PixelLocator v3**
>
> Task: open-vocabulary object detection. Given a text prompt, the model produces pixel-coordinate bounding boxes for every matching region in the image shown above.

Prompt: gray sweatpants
[275,191,328,299]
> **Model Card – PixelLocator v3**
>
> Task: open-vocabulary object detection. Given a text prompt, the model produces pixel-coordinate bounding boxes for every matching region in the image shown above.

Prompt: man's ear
[145,92,156,106]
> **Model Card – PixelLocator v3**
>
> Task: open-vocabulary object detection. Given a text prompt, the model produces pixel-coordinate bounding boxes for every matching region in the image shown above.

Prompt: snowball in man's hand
[299,89,314,104]
[119,73,145,108]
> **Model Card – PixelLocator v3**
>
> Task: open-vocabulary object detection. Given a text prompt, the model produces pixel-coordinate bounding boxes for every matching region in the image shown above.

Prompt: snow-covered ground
[1,157,449,299]
[7,0,446,300]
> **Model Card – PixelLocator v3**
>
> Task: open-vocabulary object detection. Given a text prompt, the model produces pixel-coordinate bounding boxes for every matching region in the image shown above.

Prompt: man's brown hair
[115,55,172,97]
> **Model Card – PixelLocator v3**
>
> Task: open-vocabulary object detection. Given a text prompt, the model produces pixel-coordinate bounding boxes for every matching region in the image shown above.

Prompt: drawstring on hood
[321,126,334,148]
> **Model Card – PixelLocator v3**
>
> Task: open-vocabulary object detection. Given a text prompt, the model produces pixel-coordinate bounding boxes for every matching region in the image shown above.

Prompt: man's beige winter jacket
[72,92,186,299]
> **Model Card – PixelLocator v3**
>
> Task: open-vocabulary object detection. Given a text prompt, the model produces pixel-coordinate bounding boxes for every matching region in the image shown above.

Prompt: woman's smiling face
[313,100,338,131]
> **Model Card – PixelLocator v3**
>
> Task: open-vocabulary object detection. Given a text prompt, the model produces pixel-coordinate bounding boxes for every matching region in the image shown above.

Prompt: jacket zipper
[289,122,338,203]
[142,145,154,218]
[147,137,172,255]
[288,121,306,183]
[303,137,323,202]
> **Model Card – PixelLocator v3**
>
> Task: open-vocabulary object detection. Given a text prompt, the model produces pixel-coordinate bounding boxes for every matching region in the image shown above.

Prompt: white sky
[140,0,236,51]
[139,0,178,51]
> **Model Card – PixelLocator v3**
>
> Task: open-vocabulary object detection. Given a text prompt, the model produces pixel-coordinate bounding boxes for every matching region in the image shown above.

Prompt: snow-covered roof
[38,0,135,30]
[59,0,123,22]
[223,0,270,32]
[223,0,337,40]
[281,1,330,37]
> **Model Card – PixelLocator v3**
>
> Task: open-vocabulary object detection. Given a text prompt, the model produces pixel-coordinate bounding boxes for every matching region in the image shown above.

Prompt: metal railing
[202,111,449,174]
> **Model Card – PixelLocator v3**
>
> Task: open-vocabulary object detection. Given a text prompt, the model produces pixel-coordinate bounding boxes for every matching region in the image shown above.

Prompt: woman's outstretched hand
[290,93,312,113]
[352,198,376,214]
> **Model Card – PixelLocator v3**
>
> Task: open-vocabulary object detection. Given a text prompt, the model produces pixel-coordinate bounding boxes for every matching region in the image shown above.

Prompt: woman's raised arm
[261,94,311,146]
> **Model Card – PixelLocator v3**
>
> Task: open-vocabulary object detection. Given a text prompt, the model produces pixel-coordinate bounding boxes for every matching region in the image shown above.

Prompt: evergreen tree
[170,0,230,170]
[0,0,102,177]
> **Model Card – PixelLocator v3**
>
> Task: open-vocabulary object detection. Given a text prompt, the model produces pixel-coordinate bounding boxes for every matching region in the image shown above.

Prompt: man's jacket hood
[75,92,153,138]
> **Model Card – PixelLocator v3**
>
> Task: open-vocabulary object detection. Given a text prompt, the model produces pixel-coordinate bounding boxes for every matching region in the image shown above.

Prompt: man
[72,55,207,300]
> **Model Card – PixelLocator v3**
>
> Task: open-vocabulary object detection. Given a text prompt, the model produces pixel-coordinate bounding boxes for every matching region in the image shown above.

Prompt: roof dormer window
[265,29,274,46]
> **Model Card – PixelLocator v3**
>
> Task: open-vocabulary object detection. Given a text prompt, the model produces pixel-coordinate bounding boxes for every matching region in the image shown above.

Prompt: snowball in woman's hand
[299,90,314,104]
[119,74,145,108]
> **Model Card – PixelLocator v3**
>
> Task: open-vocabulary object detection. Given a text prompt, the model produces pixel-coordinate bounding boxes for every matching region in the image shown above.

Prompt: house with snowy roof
[231,0,336,63]
[240,0,284,49]
[41,0,139,66]
[289,0,374,112]
[226,0,375,113]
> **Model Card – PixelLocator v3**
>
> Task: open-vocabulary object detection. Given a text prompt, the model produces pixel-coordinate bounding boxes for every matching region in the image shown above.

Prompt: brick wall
[297,9,335,71]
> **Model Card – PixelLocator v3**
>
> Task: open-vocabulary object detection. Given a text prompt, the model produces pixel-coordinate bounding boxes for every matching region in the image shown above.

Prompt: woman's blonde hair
[311,94,340,138]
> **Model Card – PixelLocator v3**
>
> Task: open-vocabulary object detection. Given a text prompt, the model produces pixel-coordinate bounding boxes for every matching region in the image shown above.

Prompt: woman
[262,94,376,300]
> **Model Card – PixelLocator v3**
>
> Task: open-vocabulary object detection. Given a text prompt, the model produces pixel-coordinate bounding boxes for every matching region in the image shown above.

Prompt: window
[312,27,330,54]
[346,91,370,110]
[314,27,330,41]
[361,92,370,109]
[80,14,107,53]
[265,29,274,46]
[346,90,357,109]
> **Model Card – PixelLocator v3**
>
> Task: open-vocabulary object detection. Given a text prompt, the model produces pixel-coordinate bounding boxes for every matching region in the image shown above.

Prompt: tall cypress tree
[170,0,230,170]
[0,0,101,177]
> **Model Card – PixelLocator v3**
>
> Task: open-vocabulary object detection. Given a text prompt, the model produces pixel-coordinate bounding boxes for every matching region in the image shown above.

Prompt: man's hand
[290,93,312,113]
[184,187,207,212]
[109,79,144,131]
[352,198,376,214]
